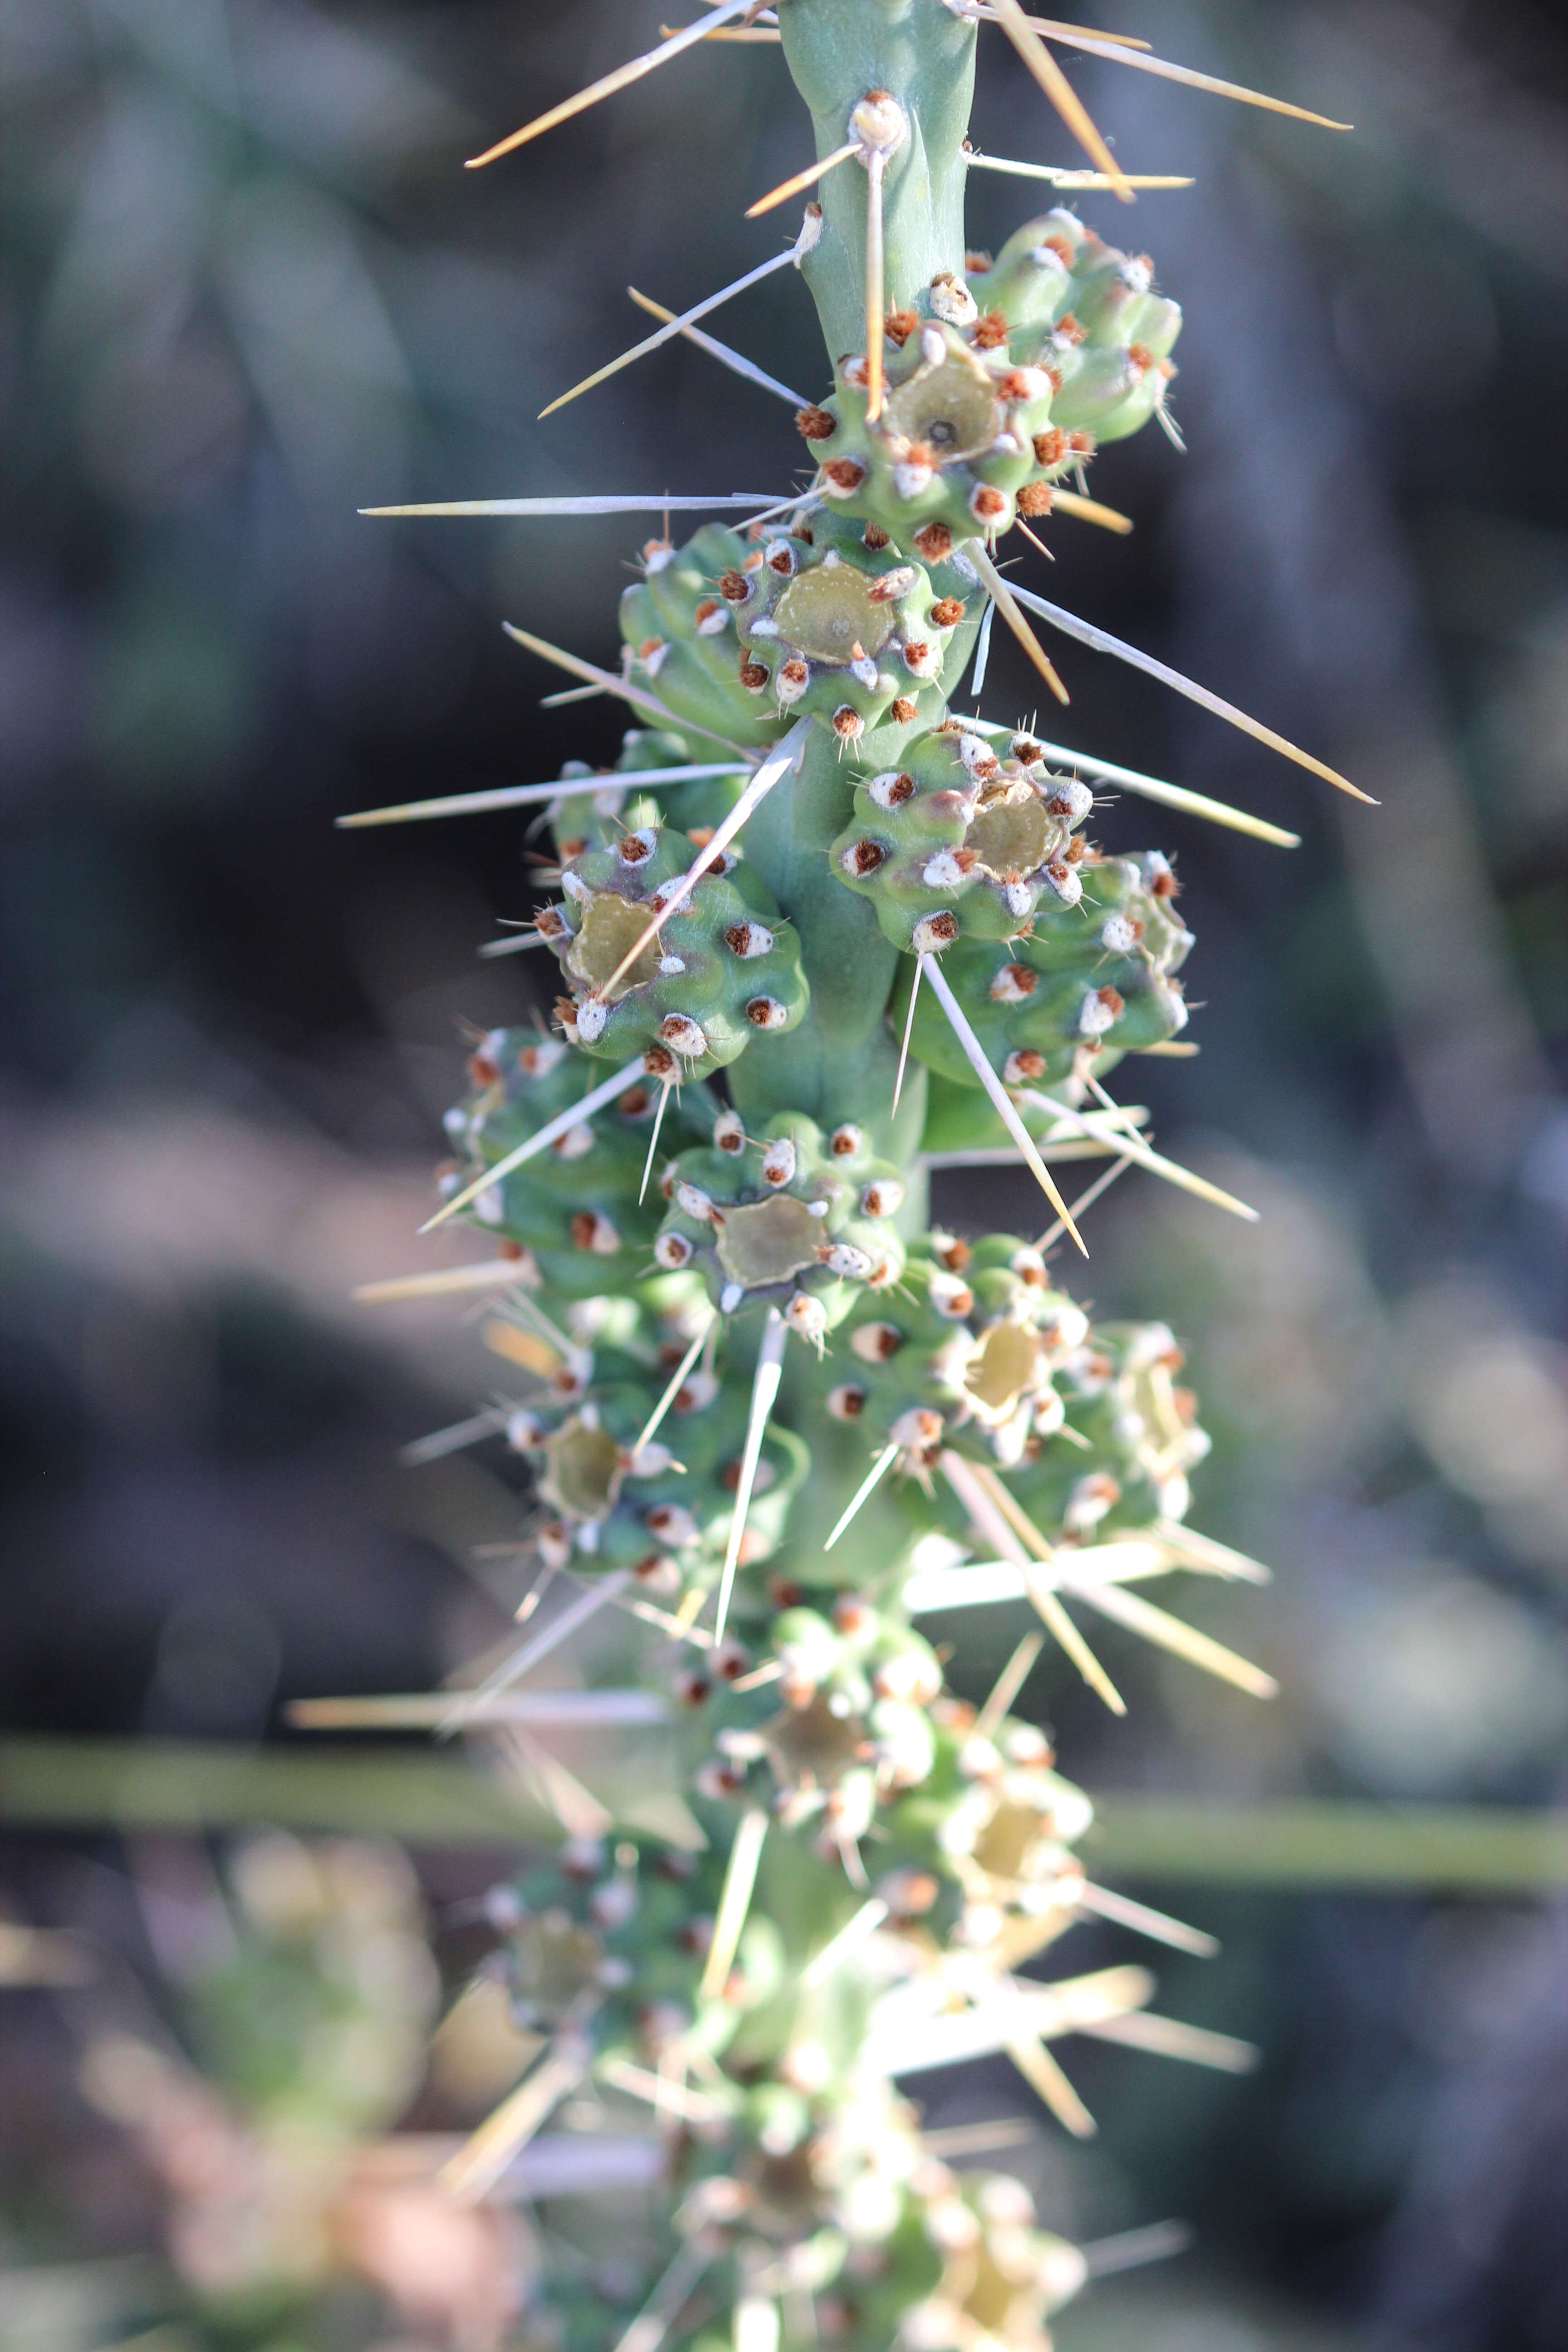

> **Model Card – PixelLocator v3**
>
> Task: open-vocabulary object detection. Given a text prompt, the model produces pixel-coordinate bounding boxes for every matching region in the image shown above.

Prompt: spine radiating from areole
[326,6,1357,2344]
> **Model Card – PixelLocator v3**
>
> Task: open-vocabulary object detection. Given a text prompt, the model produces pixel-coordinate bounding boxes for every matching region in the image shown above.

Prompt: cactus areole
[339,3,1356,2343]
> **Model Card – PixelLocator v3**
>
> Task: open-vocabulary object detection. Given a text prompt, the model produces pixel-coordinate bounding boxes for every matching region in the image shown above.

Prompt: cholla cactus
[332,5,1360,2345]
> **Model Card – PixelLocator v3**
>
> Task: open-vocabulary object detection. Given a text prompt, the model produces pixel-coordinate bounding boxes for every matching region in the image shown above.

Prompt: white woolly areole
[760,1138,797,1186]
[660,1014,707,1057]
[850,1322,902,1364]
[785,1291,828,1338]
[1048,777,1093,823]
[911,914,957,953]
[989,965,1033,1005]
[825,1242,872,1279]
[922,850,969,890]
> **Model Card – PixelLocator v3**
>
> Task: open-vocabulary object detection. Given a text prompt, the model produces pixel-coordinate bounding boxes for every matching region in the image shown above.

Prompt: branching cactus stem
[323,8,1366,2344]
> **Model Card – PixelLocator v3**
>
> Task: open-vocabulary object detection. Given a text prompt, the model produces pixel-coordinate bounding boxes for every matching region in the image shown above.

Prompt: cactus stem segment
[590,719,809,1004]
[699,1803,769,1999]
[746,137,858,219]
[713,1307,789,1642]
[967,545,1070,703]
[627,286,807,406]
[539,211,820,419]
[423,1056,647,1231]
[1007,584,1377,802]
[338,763,745,828]
[823,1439,899,1549]
[965,151,1195,191]
[465,0,755,168]
[985,0,1135,201]
[920,953,1087,1251]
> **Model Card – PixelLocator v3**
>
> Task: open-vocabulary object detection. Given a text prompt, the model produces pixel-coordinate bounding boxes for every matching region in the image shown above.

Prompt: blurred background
[2,0,1567,2344]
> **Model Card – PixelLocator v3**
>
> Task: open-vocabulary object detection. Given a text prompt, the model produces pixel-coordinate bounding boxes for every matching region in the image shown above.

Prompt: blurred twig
[6,1740,1568,1888]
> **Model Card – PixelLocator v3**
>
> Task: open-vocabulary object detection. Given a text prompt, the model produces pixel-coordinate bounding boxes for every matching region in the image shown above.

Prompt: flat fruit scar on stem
[715,1194,822,1289]
[884,347,1001,460]
[566,894,666,1000]
[774,567,895,662]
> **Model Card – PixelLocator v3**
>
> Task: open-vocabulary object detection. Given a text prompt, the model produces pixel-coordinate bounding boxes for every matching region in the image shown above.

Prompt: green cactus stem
[325,4,1362,2345]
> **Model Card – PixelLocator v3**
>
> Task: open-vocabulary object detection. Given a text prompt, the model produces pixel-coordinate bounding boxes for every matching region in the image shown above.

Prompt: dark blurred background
[3,1,1568,2344]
